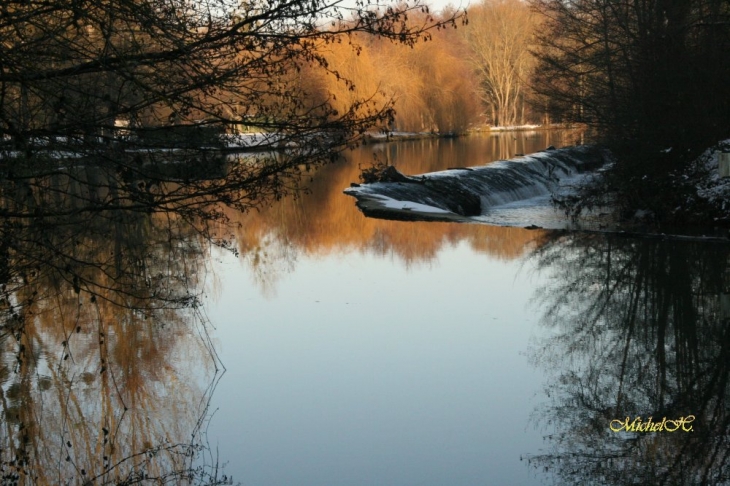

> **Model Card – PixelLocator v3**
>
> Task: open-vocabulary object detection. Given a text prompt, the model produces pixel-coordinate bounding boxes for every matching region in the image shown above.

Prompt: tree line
[293,0,546,133]
[0,0,467,148]
[532,0,730,223]
[0,0,552,150]
[3,0,727,224]
[533,0,730,151]
[0,0,466,228]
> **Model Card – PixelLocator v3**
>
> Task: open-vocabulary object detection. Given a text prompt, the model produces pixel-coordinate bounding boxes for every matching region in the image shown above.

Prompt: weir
[344,145,609,222]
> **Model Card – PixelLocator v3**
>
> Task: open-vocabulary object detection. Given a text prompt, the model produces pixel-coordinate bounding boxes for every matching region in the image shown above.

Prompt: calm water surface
[2,131,727,485]
[209,240,547,485]
[203,131,730,485]
[204,132,578,485]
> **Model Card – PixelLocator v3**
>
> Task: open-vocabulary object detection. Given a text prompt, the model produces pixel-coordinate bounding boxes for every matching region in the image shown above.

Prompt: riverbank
[683,140,730,225]
[358,124,583,144]
[344,138,730,237]
[560,139,730,232]
[0,126,578,157]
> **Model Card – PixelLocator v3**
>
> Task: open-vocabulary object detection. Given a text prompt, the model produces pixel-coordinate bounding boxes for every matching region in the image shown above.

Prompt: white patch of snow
[693,139,730,205]
[353,193,452,214]
[488,125,542,131]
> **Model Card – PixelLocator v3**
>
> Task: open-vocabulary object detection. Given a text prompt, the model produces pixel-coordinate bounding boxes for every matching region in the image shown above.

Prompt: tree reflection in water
[0,133,568,483]
[223,140,559,295]
[529,232,730,485]
[0,163,227,484]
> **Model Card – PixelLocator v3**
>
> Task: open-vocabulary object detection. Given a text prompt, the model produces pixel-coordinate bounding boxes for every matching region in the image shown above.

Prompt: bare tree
[0,0,464,220]
[531,0,730,152]
[460,0,537,127]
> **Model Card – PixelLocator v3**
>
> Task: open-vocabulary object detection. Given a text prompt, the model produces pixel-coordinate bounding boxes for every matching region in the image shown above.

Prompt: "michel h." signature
[609,415,695,432]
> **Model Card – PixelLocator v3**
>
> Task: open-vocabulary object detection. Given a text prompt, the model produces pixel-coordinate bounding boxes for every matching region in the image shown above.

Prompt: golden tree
[460,0,538,127]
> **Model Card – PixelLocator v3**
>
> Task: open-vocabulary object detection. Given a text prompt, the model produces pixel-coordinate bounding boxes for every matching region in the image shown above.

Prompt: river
[202,130,729,485]
[202,131,579,486]
[1,131,727,485]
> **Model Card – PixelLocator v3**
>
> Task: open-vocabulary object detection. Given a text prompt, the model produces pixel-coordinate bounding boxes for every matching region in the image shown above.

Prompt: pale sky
[428,0,471,15]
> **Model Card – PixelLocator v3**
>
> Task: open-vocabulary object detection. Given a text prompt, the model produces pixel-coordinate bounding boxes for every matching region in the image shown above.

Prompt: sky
[403,0,471,16]
[422,0,471,14]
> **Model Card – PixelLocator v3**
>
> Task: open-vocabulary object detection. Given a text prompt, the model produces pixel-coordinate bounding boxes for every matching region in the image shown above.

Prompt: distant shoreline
[360,124,583,144]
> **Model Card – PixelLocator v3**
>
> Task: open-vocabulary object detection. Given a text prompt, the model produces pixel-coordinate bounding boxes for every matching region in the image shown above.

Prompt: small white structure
[114,117,131,139]
[718,151,730,178]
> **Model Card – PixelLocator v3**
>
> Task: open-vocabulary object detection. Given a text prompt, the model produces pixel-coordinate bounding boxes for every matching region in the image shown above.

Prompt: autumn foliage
[296,0,545,134]
[298,28,481,134]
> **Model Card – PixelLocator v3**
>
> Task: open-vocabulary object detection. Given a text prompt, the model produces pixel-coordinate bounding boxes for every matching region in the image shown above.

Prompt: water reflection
[0,130,590,484]
[362,129,579,173]
[0,167,225,483]
[222,132,582,293]
[529,233,730,485]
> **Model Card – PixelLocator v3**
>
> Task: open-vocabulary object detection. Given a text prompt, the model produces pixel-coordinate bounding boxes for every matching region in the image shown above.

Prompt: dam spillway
[344,145,610,224]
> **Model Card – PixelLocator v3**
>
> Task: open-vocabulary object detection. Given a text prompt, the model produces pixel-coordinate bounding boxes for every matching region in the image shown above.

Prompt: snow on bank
[693,139,730,209]
[487,124,542,131]
[361,131,438,142]
[222,132,292,149]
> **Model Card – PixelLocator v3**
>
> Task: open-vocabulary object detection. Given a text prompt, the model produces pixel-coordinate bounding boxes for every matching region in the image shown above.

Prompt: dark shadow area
[532,0,730,224]
[528,232,730,485]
